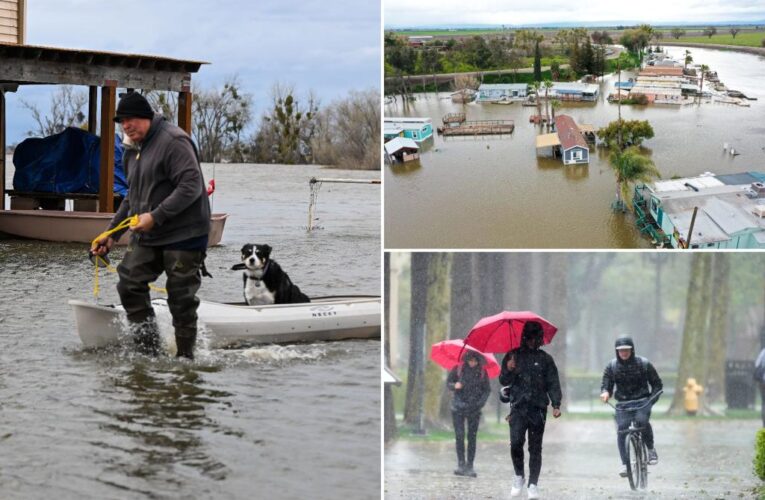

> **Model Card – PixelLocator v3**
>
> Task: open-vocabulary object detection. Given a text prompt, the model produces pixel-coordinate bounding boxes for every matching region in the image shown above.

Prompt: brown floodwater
[384,46,765,249]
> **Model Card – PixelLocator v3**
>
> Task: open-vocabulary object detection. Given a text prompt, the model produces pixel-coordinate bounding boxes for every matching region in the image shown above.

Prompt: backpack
[754,349,765,383]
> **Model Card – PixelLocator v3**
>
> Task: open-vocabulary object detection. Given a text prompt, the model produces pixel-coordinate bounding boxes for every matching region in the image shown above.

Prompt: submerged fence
[307,177,381,232]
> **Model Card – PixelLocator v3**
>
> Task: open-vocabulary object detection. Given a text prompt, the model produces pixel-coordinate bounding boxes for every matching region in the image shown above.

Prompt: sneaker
[510,475,524,497]
[647,448,658,465]
[619,465,628,477]
[454,463,466,476]
[527,484,540,500]
[463,464,477,478]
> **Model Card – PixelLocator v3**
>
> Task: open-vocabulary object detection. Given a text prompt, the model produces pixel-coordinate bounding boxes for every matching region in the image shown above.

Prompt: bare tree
[311,88,380,170]
[20,86,87,137]
[192,76,252,162]
[250,83,319,164]
[144,90,178,123]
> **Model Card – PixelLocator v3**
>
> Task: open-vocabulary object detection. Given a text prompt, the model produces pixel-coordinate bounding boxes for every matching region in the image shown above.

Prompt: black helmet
[614,335,635,361]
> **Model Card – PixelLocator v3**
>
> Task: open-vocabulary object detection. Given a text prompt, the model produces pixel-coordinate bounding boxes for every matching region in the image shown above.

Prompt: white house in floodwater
[476,83,528,102]
[634,172,765,248]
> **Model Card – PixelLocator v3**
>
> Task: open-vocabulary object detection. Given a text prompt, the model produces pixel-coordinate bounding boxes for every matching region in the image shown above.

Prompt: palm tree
[543,79,554,130]
[531,80,542,124]
[609,145,661,211]
[550,99,561,127]
[684,50,693,70]
[699,63,709,96]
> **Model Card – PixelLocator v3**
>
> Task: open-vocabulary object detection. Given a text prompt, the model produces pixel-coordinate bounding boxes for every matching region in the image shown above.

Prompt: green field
[676,32,765,47]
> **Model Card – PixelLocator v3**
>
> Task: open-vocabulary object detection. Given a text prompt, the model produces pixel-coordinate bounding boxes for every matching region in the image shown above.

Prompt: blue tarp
[12,127,128,196]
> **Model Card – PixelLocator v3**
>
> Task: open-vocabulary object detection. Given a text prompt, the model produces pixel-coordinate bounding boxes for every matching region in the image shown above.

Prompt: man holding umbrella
[500,321,562,499]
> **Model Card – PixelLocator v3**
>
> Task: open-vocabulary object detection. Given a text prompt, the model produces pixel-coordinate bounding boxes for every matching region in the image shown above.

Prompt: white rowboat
[69,296,380,349]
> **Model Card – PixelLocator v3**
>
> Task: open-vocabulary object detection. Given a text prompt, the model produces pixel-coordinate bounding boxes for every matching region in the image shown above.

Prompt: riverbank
[661,40,765,56]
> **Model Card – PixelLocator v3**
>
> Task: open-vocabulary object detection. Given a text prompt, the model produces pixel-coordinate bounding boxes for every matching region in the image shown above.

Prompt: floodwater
[385,419,761,499]
[0,163,381,499]
[384,46,765,249]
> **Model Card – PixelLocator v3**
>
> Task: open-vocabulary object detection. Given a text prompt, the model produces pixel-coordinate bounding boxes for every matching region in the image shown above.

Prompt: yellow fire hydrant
[683,378,704,416]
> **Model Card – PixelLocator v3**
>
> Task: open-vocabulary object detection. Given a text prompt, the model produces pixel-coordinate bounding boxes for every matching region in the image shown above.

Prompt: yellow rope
[91,215,167,297]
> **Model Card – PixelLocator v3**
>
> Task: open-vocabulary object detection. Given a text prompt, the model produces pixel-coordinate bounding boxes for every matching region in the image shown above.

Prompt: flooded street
[0,163,381,499]
[385,419,761,499]
[384,46,765,249]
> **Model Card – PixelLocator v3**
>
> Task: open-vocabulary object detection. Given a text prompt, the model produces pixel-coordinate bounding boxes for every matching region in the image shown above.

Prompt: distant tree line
[18,79,380,170]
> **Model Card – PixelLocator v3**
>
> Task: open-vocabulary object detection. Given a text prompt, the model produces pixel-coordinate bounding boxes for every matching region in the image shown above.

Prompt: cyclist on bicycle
[600,335,663,477]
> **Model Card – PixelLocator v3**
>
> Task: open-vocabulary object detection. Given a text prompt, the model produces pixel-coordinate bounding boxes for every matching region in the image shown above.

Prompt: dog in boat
[231,243,310,306]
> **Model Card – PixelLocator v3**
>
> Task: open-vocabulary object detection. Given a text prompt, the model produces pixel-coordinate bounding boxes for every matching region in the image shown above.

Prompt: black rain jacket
[447,357,491,414]
[499,345,562,410]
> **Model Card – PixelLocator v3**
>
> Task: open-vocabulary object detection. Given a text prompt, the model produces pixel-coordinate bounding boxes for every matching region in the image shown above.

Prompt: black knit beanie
[113,92,154,122]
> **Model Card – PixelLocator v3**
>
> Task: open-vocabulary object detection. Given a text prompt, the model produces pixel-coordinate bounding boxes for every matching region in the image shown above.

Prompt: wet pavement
[385,419,761,499]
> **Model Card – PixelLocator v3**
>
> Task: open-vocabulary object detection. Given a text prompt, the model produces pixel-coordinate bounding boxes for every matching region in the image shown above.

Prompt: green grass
[676,32,765,48]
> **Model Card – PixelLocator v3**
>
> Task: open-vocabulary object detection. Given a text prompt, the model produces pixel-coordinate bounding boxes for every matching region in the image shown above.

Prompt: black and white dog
[230,243,310,305]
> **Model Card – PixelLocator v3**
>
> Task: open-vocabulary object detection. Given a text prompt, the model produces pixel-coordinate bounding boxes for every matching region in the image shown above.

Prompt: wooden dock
[440,119,515,136]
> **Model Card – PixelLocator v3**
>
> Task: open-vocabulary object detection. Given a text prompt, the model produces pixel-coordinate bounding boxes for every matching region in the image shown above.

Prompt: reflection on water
[385,46,765,249]
[94,362,233,484]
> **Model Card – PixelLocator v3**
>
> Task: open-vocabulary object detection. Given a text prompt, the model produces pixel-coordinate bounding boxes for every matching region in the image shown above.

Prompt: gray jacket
[109,115,210,246]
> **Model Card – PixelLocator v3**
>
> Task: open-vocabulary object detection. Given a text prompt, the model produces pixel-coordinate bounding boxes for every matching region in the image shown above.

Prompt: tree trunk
[545,253,568,410]
[404,253,429,431]
[705,254,730,404]
[423,253,452,428]
[670,254,712,414]
[384,252,397,443]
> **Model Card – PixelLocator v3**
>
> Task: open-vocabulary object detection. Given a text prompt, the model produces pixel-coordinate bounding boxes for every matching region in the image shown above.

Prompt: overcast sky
[384,0,765,28]
[6,0,380,144]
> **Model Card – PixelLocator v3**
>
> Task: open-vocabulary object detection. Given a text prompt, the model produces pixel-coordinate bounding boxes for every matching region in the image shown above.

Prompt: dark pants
[616,404,653,465]
[116,242,203,357]
[452,411,480,466]
[509,405,547,485]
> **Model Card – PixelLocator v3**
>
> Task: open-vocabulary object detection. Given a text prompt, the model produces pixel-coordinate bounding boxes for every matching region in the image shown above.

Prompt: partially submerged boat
[0,210,228,246]
[69,295,381,349]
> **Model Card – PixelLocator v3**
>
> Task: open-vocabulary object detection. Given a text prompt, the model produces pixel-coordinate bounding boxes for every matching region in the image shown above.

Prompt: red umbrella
[463,311,557,354]
[430,339,500,378]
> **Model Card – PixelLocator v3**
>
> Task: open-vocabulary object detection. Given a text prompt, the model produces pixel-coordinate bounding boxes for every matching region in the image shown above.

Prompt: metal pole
[686,206,699,248]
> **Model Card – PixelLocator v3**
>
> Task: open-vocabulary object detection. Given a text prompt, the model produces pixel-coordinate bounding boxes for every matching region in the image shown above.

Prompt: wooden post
[178,91,192,135]
[0,90,5,211]
[17,0,26,44]
[98,84,116,213]
[88,86,98,134]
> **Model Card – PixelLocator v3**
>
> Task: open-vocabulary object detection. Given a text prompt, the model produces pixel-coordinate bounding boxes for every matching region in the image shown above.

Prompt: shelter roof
[0,42,207,91]
[384,137,419,155]
[535,133,560,149]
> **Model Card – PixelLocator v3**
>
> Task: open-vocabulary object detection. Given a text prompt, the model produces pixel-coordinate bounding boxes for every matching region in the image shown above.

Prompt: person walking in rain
[446,350,491,478]
[600,335,663,477]
[500,321,562,500]
[92,92,211,360]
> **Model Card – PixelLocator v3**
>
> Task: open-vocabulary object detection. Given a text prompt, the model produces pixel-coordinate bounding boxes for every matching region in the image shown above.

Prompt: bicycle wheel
[624,433,641,491]
[639,440,649,489]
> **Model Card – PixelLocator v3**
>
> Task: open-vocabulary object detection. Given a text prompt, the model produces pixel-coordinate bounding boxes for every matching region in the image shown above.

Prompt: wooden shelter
[0,8,206,213]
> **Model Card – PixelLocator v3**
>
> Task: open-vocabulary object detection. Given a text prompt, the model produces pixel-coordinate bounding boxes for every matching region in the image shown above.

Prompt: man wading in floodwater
[92,92,210,360]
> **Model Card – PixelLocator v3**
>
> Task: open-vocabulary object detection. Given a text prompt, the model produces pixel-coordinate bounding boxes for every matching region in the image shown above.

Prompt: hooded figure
[600,335,663,476]
[446,349,491,478]
[601,336,662,402]
[500,321,562,499]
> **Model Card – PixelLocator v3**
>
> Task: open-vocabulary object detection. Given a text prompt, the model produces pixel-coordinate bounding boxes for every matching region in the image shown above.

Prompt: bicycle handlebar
[605,389,664,412]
